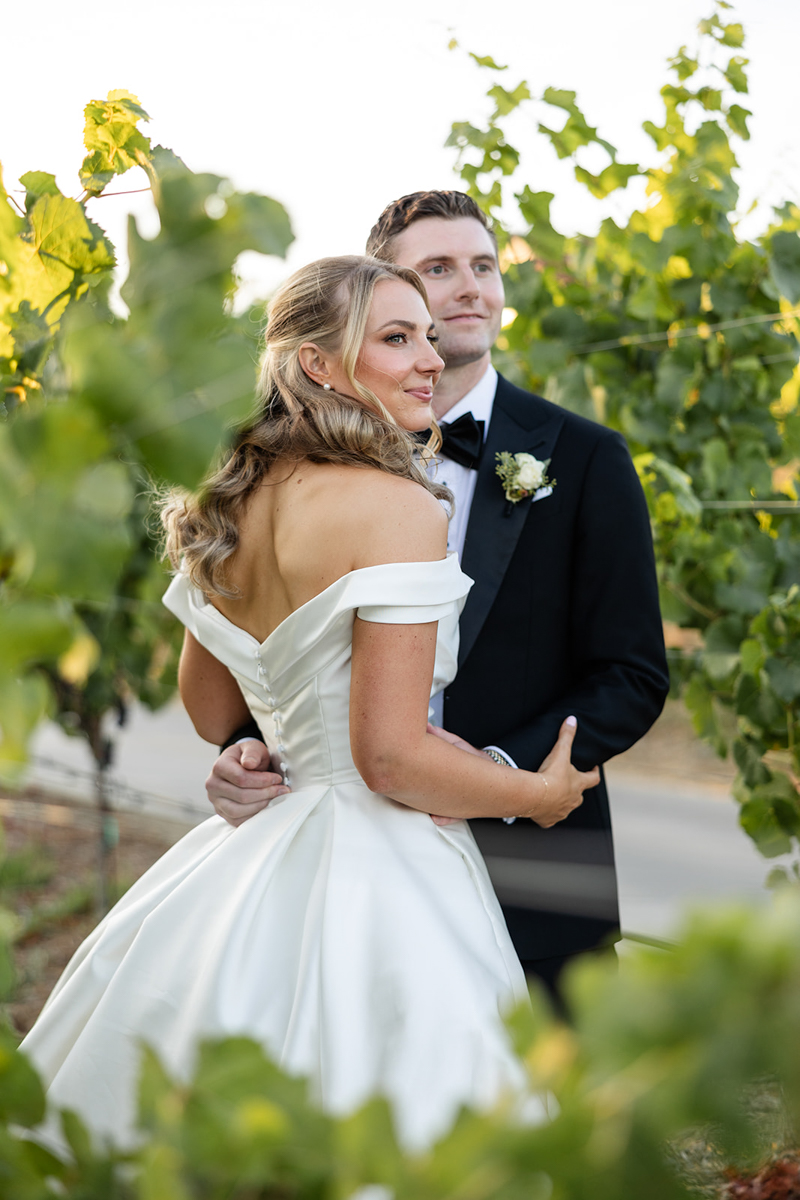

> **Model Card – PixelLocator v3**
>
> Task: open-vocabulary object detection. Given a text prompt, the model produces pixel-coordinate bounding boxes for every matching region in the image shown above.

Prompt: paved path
[604,770,774,940]
[26,701,781,943]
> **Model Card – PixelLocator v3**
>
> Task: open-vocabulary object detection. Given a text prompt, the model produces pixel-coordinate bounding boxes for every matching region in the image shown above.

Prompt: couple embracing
[22,192,668,1152]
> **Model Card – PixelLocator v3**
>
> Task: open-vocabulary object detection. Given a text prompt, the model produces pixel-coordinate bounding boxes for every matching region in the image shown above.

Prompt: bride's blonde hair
[161,255,450,597]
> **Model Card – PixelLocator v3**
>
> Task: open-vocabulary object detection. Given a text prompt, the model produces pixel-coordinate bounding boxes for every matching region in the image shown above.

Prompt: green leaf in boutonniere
[495,452,555,504]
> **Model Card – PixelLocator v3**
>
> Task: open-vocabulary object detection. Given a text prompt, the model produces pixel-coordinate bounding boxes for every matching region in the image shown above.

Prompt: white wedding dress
[21,556,531,1152]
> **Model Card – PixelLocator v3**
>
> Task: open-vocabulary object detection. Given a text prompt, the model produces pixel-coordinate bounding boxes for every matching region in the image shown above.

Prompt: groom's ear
[298,342,331,387]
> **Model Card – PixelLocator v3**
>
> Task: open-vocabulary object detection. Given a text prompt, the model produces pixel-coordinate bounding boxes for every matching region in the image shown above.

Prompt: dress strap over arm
[355,556,473,625]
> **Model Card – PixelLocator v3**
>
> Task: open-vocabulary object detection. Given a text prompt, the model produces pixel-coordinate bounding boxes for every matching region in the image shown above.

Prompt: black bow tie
[439,412,485,470]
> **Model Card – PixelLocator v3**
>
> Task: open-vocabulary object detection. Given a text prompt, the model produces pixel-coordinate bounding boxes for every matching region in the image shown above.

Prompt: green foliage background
[448,4,800,876]
[1,11,800,1193]
[0,91,293,780]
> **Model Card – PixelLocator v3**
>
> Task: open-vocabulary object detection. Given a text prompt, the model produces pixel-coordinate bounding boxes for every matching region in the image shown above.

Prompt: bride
[21,255,598,1152]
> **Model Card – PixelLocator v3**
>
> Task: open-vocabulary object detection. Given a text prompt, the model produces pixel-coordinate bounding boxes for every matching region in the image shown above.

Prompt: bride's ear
[298,343,333,389]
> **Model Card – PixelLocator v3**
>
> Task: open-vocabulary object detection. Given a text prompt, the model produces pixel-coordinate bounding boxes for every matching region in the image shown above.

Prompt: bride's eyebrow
[375,319,417,331]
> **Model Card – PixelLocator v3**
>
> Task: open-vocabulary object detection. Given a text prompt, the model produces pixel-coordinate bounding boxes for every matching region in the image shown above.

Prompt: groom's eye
[427,265,446,276]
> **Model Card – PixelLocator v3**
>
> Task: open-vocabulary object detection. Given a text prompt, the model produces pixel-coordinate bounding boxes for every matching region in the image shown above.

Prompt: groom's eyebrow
[416,254,454,268]
[416,253,496,267]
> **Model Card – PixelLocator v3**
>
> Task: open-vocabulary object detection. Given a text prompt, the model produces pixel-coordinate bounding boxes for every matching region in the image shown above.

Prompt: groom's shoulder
[494,372,623,452]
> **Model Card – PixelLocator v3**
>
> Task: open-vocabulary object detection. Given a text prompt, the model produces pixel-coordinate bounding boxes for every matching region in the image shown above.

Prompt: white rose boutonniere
[495,451,555,506]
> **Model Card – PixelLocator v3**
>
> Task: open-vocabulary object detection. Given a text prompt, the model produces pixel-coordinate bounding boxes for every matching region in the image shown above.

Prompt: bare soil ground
[1,794,180,1036]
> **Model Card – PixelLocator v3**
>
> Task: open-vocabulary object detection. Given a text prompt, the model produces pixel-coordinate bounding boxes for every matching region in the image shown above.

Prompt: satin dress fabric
[21,557,531,1153]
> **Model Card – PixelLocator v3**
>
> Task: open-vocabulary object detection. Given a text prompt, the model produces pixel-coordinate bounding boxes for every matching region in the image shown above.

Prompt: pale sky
[3,0,798,307]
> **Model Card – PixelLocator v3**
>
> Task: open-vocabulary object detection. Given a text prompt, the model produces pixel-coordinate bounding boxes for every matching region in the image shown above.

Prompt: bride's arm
[347,480,598,825]
[178,631,252,744]
[349,617,598,826]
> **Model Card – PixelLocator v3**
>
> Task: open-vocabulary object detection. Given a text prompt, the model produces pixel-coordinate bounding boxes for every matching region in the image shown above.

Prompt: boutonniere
[495,452,556,510]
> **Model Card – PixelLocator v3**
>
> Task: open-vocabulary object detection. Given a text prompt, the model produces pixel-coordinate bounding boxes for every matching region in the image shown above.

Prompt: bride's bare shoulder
[316,464,448,566]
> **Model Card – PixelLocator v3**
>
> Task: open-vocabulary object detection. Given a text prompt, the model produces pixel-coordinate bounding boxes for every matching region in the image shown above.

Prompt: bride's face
[337,279,444,432]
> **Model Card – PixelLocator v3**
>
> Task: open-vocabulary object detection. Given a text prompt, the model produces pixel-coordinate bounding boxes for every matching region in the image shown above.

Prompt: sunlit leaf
[726,103,752,140]
[18,170,61,213]
[723,55,749,93]
[668,46,699,81]
[574,161,639,198]
[719,21,745,47]
[488,81,531,117]
[80,89,152,195]
[468,52,508,70]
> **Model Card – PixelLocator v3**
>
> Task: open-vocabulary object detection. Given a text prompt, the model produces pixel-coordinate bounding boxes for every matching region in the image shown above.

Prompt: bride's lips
[405,387,434,401]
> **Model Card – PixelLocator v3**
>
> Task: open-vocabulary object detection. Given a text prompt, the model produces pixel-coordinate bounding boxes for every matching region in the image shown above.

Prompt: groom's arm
[500,430,669,775]
[220,719,265,751]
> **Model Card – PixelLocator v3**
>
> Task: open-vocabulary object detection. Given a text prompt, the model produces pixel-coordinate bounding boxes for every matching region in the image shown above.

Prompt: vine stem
[664,579,719,621]
[86,186,152,199]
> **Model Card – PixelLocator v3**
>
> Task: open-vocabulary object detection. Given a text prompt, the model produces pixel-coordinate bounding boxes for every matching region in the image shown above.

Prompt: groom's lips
[443,312,485,323]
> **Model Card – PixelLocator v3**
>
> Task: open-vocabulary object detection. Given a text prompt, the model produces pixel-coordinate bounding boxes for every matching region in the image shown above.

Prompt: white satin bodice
[163,555,470,792]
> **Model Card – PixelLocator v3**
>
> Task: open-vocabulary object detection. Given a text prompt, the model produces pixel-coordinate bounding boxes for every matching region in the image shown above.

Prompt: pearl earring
[322,383,332,391]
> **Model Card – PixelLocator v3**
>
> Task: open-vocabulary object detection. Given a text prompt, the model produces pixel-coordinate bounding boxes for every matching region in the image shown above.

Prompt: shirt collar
[438,364,497,443]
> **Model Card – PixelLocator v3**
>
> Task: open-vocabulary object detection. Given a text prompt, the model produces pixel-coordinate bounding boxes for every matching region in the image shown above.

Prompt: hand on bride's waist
[206,740,290,828]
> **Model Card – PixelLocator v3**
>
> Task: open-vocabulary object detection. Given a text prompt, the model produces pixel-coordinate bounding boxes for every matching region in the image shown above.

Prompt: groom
[205,191,669,1003]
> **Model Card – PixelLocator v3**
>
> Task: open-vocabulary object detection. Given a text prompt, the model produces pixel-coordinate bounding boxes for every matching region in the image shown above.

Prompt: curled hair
[162,255,451,597]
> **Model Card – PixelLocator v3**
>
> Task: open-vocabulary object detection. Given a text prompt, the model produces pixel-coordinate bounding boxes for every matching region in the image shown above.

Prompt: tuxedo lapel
[458,376,566,668]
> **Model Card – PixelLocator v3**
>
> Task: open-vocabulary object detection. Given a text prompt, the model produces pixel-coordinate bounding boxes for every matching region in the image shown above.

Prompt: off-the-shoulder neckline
[185,554,464,652]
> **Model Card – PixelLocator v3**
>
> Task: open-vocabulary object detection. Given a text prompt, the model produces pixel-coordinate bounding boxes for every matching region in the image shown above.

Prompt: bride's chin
[402,415,433,435]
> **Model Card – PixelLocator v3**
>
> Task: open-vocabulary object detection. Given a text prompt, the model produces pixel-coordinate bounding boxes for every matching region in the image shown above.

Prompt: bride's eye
[385,333,407,344]
[428,334,439,345]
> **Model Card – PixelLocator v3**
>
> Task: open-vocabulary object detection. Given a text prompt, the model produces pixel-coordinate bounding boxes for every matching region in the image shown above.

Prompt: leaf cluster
[3,892,800,1195]
[450,8,800,869]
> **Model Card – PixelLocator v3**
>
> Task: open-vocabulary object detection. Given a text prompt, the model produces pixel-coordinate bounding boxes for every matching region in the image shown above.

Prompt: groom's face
[389,217,504,369]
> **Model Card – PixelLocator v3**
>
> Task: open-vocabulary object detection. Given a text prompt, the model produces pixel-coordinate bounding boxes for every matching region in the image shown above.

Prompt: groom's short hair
[366,191,497,263]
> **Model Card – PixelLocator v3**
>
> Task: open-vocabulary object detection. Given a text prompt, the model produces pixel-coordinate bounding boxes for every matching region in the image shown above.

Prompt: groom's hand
[205,740,289,827]
[427,723,491,826]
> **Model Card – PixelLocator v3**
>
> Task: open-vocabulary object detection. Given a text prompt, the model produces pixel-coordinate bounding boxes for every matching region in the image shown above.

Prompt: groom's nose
[452,266,480,300]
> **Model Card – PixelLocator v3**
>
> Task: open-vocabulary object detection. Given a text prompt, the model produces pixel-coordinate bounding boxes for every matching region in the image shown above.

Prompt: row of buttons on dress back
[255,650,290,788]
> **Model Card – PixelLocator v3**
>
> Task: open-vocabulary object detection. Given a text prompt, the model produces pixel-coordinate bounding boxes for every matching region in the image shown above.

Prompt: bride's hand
[426,724,491,825]
[531,716,600,828]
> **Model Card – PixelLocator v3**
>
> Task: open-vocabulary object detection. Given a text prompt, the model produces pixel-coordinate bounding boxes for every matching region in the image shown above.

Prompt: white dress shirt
[426,365,518,799]
[427,365,496,730]
[426,364,519,807]
[432,364,497,560]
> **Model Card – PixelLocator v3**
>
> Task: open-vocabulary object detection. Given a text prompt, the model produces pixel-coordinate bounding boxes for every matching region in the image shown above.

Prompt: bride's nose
[420,345,445,375]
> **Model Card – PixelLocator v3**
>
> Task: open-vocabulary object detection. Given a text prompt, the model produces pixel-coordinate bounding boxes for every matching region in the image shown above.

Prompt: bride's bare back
[212,457,447,644]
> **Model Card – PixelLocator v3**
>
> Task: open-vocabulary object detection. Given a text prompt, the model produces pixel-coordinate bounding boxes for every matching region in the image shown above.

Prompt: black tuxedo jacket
[450,373,669,960]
